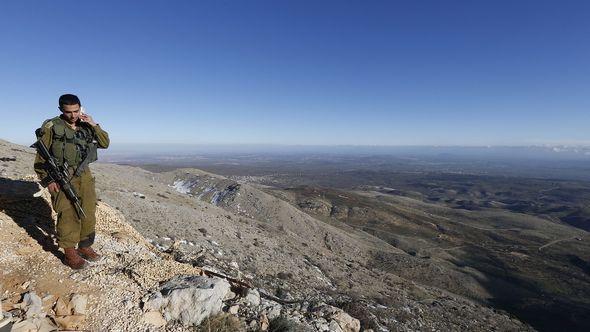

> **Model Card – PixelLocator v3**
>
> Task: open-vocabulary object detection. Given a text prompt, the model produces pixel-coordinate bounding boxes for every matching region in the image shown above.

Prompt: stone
[262,300,282,320]
[143,275,231,326]
[259,312,269,331]
[224,290,237,300]
[143,311,166,327]
[70,294,88,315]
[244,289,261,307]
[22,292,44,319]
[331,309,360,332]
[10,320,37,332]
[54,297,70,316]
[228,304,239,315]
[54,315,85,330]
[54,294,88,316]
[37,317,58,332]
[132,192,146,199]
[329,320,344,332]
[311,305,360,332]
[248,319,258,329]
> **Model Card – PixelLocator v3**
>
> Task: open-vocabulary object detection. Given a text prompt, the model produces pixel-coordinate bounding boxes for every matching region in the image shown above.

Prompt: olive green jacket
[34,116,110,186]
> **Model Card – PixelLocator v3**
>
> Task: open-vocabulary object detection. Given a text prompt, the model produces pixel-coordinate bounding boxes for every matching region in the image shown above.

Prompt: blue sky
[1,0,588,146]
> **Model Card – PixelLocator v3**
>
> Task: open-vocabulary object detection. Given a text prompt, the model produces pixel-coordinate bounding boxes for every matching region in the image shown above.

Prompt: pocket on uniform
[50,189,72,213]
[52,125,65,138]
[63,130,77,164]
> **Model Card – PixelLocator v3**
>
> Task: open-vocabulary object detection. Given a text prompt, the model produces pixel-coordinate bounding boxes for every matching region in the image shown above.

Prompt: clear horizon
[1,1,588,146]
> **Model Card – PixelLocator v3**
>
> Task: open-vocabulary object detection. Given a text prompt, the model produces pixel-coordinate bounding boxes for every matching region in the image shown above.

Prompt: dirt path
[538,236,580,251]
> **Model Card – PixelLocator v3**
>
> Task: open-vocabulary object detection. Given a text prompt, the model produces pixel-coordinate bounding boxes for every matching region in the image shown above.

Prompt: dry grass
[195,313,245,332]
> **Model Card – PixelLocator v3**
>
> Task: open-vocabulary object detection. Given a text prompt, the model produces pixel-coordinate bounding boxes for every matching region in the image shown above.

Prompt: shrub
[196,313,245,332]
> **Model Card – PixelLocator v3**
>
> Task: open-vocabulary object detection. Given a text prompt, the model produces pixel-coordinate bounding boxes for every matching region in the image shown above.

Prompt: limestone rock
[143,311,166,327]
[22,292,43,319]
[311,304,360,332]
[261,299,282,320]
[244,289,261,307]
[10,319,37,332]
[228,305,240,315]
[54,294,87,316]
[54,315,85,330]
[70,294,88,315]
[143,275,231,326]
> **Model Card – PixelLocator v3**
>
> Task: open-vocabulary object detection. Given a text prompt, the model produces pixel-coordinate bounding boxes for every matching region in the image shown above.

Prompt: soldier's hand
[80,114,97,127]
[47,182,60,193]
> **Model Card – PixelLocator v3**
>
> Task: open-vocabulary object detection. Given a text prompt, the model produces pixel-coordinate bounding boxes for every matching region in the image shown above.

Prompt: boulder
[53,294,88,330]
[69,294,88,315]
[244,289,261,307]
[142,311,166,327]
[311,304,360,332]
[261,299,282,320]
[22,292,43,319]
[143,275,231,326]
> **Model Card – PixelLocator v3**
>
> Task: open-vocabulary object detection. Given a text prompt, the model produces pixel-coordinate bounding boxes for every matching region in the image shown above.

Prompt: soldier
[34,94,110,269]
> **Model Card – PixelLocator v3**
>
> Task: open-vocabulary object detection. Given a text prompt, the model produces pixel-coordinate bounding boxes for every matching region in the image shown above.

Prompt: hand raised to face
[79,113,97,127]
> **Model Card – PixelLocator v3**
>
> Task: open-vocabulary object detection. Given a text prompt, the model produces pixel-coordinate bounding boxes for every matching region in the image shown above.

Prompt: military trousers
[49,168,97,249]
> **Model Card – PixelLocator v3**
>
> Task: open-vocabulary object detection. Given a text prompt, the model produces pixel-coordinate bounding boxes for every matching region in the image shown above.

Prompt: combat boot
[64,248,87,269]
[77,246,101,262]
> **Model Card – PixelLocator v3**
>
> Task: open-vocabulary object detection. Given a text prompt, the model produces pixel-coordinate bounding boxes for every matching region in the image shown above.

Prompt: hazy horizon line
[4,138,590,149]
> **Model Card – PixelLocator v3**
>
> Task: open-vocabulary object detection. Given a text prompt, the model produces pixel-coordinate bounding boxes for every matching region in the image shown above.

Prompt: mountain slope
[0,139,535,331]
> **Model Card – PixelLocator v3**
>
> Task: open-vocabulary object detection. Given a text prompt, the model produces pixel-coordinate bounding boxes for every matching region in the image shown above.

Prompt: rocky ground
[0,139,533,331]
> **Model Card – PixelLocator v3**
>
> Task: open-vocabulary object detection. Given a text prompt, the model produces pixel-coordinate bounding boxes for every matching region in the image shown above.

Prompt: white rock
[23,292,44,319]
[329,320,345,332]
[143,311,166,327]
[228,305,239,315]
[313,305,360,332]
[248,320,258,329]
[261,299,282,320]
[143,275,231,326]
[70,294,88,315]
[224,290,237,300]
[132,192,146,199]
[245,289,261,307]
[10,319,37,332]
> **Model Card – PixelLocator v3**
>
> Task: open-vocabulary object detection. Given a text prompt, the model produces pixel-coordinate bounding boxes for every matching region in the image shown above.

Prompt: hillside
[0,138,561,331]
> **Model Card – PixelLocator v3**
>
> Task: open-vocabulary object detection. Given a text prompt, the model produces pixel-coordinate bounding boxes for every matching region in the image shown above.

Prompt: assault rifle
[31,139,87,219]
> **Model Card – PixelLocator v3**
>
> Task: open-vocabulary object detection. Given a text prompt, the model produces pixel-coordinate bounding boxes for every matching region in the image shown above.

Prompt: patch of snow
[172,179,198,194]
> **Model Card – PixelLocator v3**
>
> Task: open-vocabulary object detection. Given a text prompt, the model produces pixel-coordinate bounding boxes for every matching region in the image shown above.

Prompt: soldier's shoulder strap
[42,116,64,129]
[36,118,53,138]
[36,116,64,139]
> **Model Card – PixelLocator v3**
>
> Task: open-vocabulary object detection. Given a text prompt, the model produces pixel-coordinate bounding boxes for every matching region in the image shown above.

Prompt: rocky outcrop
[310,304,360,332]
[298,199,332,216]
[143,275,232,326]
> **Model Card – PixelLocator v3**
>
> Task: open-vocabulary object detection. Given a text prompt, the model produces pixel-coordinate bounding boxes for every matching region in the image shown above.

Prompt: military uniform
[34,116,109,249]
